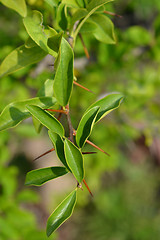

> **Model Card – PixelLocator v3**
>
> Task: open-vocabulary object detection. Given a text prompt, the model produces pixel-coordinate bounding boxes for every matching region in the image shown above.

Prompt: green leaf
[23,11,58,57]
[86,93,124,123]
[90,14,116,44]
[0,0,27,17]
[47,189,77,236]
[48,131,70,170]
[53,38,74,106]
[47,32,63,54]
[0,44,46,78]
[0,97,57,131]
[79,19,97,33]
[44,0,59,7]
[62,0,80,8]
[26,105,64,137]
[69,9,88,34]
[64,139,84,183]
[73,0,113,40]
[76,106,100,148]
[57,3,68,31]
[25,167,68,186]
[33,79,55,133]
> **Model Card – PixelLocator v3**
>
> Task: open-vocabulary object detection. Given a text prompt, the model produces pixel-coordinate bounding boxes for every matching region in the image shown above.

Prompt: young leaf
[33,79,55,133]
[0,97,57,131]
[90,14,116,44]
[47,189,77,236]
[86,93,124,123]
[23,11,58,57]
[64,139,84,183]
[0,44,46,78]
[73,0,113,40]
[0,0,27,17]
[76,106,100,148]
[57,3,68,31]
[48,131,70,170]
[25,167,68,186]
[53,38,74,106]
[44,0,59,7]
[62,0,80,8]
[26,105,64,137]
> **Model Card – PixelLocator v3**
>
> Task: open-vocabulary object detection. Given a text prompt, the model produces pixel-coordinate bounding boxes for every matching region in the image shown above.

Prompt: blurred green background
[0,0,160,239]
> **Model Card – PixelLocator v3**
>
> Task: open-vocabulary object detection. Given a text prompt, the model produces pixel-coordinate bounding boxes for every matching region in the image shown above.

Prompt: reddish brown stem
[83,179,93,197]
[86,139,110,156]
[57,107,63,121]
[104,10,122,18]
[33,148,55,161]
[45,109,68,114]
[79,33,90,59]
[82,152,97,155]
[74,81,94,94]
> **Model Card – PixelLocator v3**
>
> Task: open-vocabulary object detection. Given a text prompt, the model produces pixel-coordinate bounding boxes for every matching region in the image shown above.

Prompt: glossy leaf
[26,105,64,137]
[73,0,113,39]
[0,0,27,17]
[62,0,80,8]
[25,167,68,186]
[33,79,55,133]
[0,44,46,78]
[90,14,116,44]
[57,3,68,31]
[64,139,84,183]
[48,131,70,170]
[23,11,58,57]
[86,93,124,123]
[47,189,77,236]
[76,106,100,148]
[44,0,59,7]
[69,9,88,34]
[0,97,57,131]
[53,38,74,106]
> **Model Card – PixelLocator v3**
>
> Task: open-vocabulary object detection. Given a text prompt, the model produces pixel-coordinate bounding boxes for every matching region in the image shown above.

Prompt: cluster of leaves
[0,0,124,237]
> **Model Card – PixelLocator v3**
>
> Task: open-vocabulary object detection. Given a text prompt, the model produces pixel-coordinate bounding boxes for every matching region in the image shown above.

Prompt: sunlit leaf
[0,45,46,78]
[48,131,70,170]
[53,38,74,106]
[47,189,77,236]
[76,106,100,148]
[23,10,58,57]
[0,97,57,131]
[0,0,27,17]
[26,105,64,137]
[86,93,124,123]
[62,0,80,8]
[90,14,116,44]
[25,167,68,186]
[64,139,84,183]
[44,0,59,7]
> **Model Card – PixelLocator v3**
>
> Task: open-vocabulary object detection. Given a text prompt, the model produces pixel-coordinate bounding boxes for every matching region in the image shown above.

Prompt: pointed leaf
[76,106,100,148]
[26,105,64,137]
[25,167,68,186]
[86,93,124,123]
[64,139,84,183]
[90,14,116,44]
[0,97,57,131]
[47,189,77,236]
[73,0,113,39]
[48,131,70,170]
[53,38,74,106]
[0,0,27,17]
[57,3,68,31]
[33,79,55,133]
[0,44,46,77]
[23,11,58,57]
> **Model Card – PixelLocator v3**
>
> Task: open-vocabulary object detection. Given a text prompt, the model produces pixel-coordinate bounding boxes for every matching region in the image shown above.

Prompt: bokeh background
[0,0,160,239]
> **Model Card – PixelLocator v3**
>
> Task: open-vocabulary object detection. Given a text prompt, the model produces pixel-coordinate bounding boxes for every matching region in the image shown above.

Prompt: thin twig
[82,152,97,155]
[33,148,55,161]
[74,81,95,94]
[104,10,122,18]
[66,104,74,143]
[45,109,68,114]
[83,179,93,197]
[86,139,110,156]
[78,33,90,59]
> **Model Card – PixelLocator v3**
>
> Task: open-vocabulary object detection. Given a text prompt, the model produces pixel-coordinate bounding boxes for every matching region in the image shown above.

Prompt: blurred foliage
[0,0,160,239]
